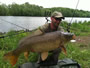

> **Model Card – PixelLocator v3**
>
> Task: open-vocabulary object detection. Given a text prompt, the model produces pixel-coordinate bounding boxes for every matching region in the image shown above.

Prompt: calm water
[0,16,90,33]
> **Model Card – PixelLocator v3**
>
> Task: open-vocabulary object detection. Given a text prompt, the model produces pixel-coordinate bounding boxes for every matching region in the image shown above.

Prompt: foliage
[0,2,90,17]
[0,4,9,16]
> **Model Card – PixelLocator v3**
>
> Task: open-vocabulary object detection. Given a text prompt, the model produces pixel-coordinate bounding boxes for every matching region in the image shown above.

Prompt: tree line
[0,2,90,17]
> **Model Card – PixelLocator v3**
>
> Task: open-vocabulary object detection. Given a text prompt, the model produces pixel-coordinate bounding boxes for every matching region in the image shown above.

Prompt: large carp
[4,31,75,66]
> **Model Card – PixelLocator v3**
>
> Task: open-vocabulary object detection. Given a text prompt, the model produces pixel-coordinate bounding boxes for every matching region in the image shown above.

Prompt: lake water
[0,16,90,33]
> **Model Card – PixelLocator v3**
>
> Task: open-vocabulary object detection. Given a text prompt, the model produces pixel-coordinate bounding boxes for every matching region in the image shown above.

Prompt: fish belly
[31,39,60,52]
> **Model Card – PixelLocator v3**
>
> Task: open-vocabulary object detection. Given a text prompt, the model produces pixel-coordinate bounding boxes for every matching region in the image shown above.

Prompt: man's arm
[30,29,44,37]
[29,23,49,37]
[58,26,64,32]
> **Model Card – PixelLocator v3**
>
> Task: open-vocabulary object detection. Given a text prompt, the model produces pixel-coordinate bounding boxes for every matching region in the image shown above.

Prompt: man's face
[51,17,62,27]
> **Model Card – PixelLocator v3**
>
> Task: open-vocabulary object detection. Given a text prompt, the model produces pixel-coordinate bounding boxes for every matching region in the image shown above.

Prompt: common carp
[4,31,75,66]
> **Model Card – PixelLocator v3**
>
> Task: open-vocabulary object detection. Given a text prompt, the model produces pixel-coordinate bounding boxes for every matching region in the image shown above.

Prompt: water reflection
[0,16,90,33]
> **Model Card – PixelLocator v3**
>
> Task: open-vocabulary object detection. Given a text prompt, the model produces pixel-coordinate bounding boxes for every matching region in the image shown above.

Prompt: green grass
[0,21,90,68]
[59,43,90,68]
[61,21,90,36]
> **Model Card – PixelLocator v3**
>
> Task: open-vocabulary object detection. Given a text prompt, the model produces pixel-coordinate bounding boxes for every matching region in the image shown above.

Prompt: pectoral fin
[60,45,67,55]
[24,51,29,60]
[41,52,48,61]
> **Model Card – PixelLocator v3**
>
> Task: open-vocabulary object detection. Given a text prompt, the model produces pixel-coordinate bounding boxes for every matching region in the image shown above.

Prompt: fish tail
[4,51,18,66]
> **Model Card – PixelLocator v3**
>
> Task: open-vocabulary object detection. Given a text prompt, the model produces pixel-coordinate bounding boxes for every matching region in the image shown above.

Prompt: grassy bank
[61,21,90,36]
[0,21,90,68]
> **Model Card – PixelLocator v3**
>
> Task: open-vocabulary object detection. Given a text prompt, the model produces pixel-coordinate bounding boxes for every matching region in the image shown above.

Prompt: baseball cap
[51,11,65,19]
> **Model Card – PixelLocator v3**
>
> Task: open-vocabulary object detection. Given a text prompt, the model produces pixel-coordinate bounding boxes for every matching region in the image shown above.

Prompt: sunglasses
[55,18,62,21]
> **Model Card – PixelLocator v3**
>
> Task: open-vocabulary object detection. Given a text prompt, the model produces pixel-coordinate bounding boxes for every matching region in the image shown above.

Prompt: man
[19,11,65,68]
[32,11,64,38]
[33,11,65,66]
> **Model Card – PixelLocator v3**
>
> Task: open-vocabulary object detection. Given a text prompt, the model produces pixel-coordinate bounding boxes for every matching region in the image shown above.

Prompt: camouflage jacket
[40,23,64,33]
[31,23,64,37]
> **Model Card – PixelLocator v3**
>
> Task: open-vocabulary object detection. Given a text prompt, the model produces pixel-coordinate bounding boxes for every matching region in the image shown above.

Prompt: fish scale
[3,31,75,66]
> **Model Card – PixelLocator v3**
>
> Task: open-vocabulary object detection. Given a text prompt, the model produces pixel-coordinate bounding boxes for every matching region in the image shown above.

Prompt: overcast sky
[0,0,90,11]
